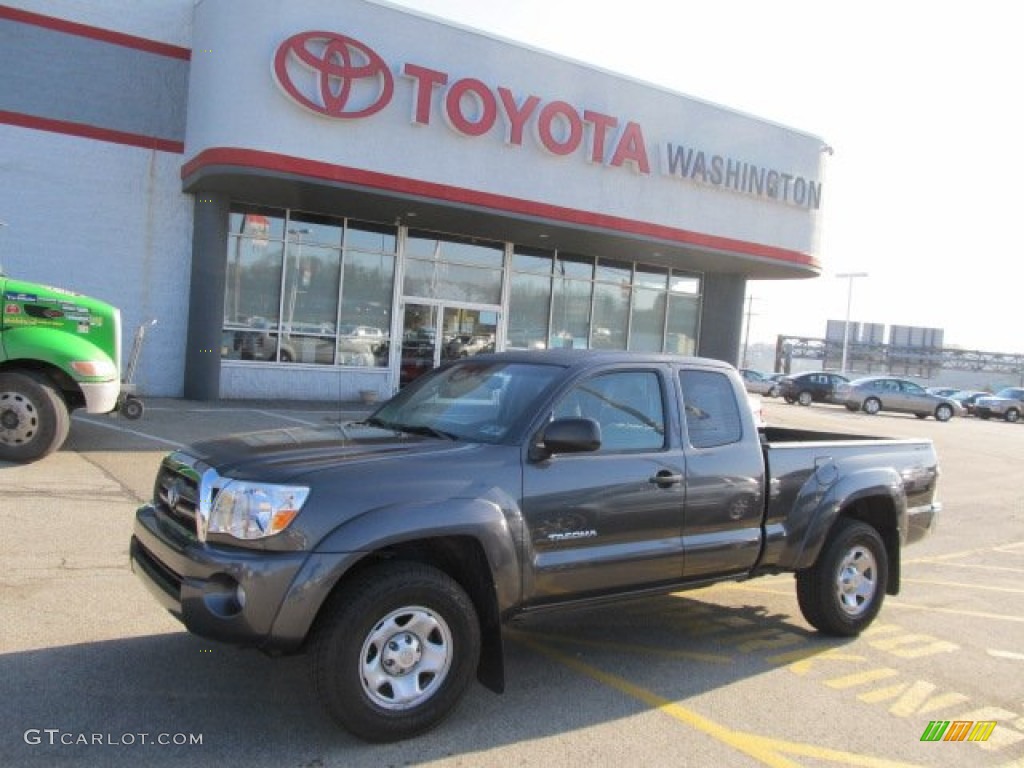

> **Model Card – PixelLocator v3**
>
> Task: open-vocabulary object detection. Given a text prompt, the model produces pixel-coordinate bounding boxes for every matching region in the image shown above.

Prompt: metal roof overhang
[182,148,820,280]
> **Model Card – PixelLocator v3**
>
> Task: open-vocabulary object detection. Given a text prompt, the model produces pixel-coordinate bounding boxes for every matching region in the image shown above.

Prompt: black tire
[934,404,954,422]
[796,519,888,637]
[844,403,858,412]
[768,385,780,398]
[784,396,795,405]
[862,397,882,415]
[914,413,928,420]
[797,390,813,406]
[310,562,480,743]
[1005,409,1020,423]
[0,371,70,463]
[121,397,145,421]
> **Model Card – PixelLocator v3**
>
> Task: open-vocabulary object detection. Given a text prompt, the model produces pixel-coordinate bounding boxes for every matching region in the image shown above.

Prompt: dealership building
[1,0,827,401]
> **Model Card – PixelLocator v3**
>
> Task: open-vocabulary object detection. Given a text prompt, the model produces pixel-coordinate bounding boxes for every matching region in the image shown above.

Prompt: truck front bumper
[80,379,120,414]
[130,503,352,653]
[905,501,940,546]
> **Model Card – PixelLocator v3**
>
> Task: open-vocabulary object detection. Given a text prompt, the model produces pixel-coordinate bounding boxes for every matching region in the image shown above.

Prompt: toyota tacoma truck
[130,350,941,742]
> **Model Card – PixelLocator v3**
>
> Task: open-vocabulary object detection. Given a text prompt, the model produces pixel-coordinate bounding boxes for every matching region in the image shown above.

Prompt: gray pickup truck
[130,350,941,742]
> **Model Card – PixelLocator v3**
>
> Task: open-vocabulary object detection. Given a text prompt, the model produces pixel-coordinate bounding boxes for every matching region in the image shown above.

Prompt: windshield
[370,360,563,444]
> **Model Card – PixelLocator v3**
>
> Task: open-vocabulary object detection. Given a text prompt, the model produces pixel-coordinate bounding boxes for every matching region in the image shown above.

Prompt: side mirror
[531,418,601,460]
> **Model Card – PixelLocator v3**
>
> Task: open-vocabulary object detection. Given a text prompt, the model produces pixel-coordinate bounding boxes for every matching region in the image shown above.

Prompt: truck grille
[155,461,200,533]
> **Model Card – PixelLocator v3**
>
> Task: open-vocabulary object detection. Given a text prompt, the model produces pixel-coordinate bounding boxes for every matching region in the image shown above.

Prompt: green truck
[0,275,124,462]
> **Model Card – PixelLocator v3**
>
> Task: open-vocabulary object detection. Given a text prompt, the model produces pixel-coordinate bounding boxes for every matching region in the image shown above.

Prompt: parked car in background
[837,376,963,421]
[747,393,767,429]
[948,389,989,416]
[926,386,960,398]
[739,368,781,397]
[778,371,849,406]
[973,387,1024,422]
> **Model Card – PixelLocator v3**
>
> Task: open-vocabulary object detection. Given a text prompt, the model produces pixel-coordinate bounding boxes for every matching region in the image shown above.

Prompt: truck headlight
[71,360,117,378]
[207,481,310,540]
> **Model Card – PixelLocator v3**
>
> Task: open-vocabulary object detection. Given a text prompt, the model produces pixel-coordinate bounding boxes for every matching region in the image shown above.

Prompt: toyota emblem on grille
[166,480,183,510]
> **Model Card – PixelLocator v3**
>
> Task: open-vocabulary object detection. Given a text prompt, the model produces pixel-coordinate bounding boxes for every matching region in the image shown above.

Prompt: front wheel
[934,404,954,422]
[796,519,888,636]
[310,562,480,743]
[0,371,70,463]
[797,390,813,406]
[862,397,882,415]
[1005,409,1020,423]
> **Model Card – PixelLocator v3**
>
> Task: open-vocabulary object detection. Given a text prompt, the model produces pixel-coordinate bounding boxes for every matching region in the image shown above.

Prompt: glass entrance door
[398,303,498,387]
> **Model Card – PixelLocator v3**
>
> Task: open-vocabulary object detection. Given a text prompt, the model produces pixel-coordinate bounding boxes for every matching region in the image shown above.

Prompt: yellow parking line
[903,578,1024,594]
[517,636,926,768]
[515,631,732,664]
[888,601,1024,623]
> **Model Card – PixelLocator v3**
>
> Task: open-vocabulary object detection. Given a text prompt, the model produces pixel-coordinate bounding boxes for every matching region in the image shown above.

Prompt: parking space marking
[524,632,733,664]
[987,650,1024,662]
[888,601,1024,624]
[72,414,185,448]
[518,635,927,768]
[902,578,1024,595]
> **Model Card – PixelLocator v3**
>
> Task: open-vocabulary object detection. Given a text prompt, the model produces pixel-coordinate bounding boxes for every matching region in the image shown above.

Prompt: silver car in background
[837,376,964,421]
[973,387,1024,422]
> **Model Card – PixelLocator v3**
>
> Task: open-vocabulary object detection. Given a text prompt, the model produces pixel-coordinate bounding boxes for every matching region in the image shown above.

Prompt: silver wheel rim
[359,605,453,711]
[864,399,880,414]
[0,391,39,445]
[798,392,812,406]
[936,406,952,421]
[835,545,878,617]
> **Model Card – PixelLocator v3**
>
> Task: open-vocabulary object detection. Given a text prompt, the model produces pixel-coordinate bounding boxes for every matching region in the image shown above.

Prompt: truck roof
[463,348,735,372]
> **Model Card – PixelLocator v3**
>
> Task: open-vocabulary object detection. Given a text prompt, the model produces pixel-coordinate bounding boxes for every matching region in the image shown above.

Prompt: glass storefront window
[666,292,699,355]
[512,247,553,274]
[629,286,667,352]
[550,275,592,349]
[406,230,503,267]
[508,272,551,349]
[592,281,629,349]
[223,207,395,367]
[339,250,394,367]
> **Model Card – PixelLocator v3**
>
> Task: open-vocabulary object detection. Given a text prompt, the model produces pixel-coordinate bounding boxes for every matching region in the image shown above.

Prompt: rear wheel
[310,562,480,743]
[797,390,813,406]
[934,404,954,422]
[0,371,70,463]
[862,397,882,415]
[796,519,888,636]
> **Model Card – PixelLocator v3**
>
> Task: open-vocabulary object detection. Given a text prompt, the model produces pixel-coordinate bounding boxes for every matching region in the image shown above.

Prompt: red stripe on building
[182,147,819,269]
[0,5,191,60]
[0,110,185,154]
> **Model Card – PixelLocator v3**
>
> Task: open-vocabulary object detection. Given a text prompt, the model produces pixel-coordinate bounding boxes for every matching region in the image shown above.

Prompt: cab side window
[552,371,665,453]
[679,370,742,449]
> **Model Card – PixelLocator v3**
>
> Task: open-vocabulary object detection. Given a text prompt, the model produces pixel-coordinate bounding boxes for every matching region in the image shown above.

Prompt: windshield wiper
[395,424,458,441]
[362,417,457,441]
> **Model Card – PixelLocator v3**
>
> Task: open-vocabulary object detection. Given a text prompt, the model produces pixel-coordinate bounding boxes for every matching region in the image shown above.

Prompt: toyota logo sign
[273,31,394,119]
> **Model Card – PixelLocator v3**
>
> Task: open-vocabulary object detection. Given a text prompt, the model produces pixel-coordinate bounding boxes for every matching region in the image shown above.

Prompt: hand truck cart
[117,318,157,420]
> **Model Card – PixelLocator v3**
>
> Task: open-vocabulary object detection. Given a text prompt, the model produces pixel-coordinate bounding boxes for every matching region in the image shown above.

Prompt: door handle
[648,471,683,488]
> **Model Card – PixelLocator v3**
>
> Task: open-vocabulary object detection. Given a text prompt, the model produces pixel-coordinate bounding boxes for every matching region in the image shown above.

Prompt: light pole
[836,272,868,375]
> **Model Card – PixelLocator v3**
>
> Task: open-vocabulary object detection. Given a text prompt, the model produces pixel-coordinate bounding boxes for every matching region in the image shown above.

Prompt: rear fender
[782,465,904,573]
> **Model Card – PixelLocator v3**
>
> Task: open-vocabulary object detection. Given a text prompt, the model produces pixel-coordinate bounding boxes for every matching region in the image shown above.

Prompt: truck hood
[185,421,469,482]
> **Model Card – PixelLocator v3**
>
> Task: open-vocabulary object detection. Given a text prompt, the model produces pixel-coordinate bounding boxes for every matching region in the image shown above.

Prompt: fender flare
[781,465,904,573]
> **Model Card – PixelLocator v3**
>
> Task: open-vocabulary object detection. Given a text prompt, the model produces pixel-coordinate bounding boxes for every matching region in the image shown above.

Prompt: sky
[386,0,1021,354]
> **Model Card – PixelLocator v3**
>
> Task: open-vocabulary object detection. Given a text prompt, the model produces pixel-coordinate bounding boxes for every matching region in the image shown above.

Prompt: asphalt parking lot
[1,397,1023,767]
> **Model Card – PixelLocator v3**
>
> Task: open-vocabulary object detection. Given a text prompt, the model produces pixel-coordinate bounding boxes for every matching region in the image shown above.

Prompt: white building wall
[0,126,193,396]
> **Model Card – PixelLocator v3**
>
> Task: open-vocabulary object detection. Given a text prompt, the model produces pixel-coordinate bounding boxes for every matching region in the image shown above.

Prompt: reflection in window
[679,369,742,448]
[550,270,592,349]
[223,206,394,367]
[553,371,665,453]
[629,286,666,352]
[508,271,551,350]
